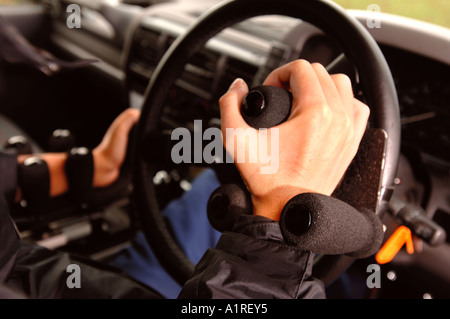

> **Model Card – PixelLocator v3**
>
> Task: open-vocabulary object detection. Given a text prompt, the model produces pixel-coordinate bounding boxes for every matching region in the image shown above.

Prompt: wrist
[251,186,311,221]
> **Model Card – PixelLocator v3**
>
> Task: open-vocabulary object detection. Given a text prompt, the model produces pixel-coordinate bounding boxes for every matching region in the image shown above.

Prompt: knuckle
[355,99,371,119]
[292,59,311,70]
[332,73,352,87]
[362,103,371,118]
[218,93,229,108]
[311,62,326,72]
[342,114,353,130]
[307,104,333,126]
[333,113,353,136]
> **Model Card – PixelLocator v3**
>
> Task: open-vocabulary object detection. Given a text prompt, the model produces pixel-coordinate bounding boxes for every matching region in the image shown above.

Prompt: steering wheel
[132,0,401,287]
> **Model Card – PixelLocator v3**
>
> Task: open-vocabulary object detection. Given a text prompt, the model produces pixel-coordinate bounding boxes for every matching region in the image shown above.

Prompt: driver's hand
[92,108,140,188]
[219,59,369,221]
[16,108,140,200]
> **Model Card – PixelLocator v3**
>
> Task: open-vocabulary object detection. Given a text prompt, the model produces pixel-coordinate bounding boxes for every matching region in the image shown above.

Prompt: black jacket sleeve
[0,152,20,285]
[1,150,324,299]
[178,215,325,299]
[0,195,20,285]
[0,154,163,299]
[0,152,18,204]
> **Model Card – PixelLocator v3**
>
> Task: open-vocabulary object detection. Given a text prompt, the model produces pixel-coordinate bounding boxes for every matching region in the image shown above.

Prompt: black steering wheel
[132,0,401,287]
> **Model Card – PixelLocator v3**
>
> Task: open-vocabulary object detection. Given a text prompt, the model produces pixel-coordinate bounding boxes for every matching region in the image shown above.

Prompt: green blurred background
[0,0,449,28]
[333,0,450,28]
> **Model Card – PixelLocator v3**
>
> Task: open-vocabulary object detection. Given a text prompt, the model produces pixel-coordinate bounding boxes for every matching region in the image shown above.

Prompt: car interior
[0,0,449,299]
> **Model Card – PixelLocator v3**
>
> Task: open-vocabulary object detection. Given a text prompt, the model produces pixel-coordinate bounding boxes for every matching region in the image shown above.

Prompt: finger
[263,59,327,118]
[330,73,354,115]
[311,63,343,110]
[352,98,370,150]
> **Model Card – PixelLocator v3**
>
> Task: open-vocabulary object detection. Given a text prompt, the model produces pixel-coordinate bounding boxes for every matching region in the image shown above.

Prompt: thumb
[97,108,140,165]
[103,108,140,146]
[219,78,250,131]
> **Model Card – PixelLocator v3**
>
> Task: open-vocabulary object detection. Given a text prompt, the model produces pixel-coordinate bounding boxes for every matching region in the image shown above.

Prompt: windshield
[333,0,450,28]
[1,0,449,29]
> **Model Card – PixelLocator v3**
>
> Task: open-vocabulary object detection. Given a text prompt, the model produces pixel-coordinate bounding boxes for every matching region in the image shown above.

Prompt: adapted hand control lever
[208,84,385,258]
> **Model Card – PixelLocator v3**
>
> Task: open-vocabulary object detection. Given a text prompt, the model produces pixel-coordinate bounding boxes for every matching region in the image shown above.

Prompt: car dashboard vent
[218,57,259,98]
[127,25,261,102]
[177,47,221,100]
[127,27,166,84]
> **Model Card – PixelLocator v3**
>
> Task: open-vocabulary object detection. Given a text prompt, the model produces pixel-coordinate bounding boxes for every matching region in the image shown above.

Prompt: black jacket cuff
[179,214,325,299]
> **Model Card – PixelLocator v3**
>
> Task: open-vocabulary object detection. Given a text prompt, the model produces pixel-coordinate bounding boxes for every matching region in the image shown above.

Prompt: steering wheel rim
[132,0,401,287]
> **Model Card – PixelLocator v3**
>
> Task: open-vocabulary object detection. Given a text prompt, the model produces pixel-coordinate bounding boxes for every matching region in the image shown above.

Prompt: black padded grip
[279,193,384,258]
[65,147,94,205]
[4,135,32,155]
[48,129,76,152]
[241,86,292,129]
[18,156,50,206]
[207,184,253,232]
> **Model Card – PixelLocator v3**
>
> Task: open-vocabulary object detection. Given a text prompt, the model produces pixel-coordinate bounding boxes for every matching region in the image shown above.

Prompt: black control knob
[241,85,293,129]
[4,135,32,155]
[48,129,76,152]
[207,183,252,232]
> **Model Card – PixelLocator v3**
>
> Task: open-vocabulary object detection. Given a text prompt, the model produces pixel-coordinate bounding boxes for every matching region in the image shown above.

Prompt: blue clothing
[109,169,222,298]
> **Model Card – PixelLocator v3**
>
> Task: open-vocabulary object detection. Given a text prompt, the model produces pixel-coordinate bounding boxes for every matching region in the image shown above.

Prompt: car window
[333,0,450,28]
[0,0,37,4]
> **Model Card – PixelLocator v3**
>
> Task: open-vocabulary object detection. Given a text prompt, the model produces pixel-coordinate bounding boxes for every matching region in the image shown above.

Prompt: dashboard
[12,0,450,298]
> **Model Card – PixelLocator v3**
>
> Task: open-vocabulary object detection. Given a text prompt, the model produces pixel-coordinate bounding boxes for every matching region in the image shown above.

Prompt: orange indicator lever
[376,225,414,264]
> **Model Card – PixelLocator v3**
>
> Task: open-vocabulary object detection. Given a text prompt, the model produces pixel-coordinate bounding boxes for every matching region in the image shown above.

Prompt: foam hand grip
[48,129,75,152]
[241,86,292,129]
[207,184,253,232]
[279,193,384,258]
